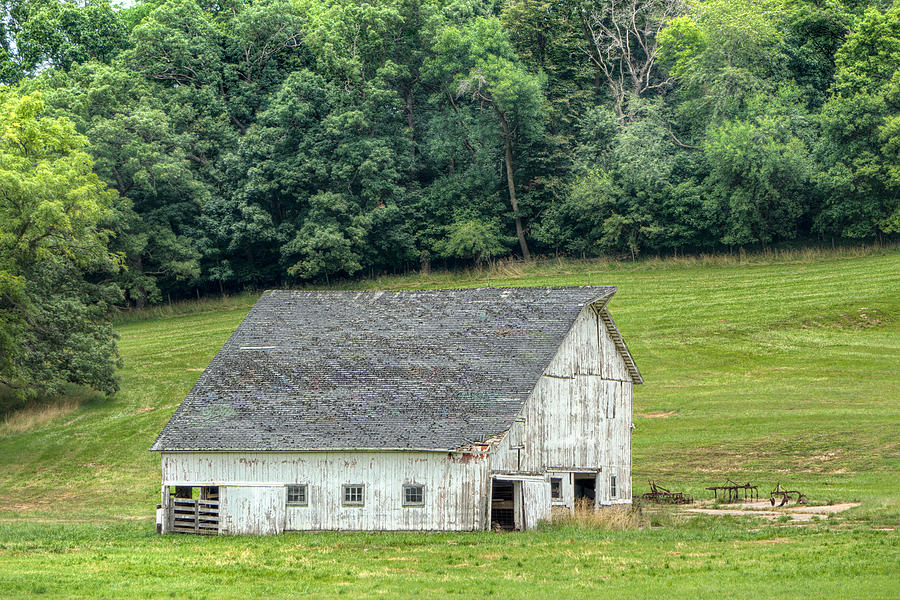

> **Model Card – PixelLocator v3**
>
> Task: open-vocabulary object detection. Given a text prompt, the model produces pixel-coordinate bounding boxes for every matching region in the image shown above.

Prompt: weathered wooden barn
[151,287,641,534]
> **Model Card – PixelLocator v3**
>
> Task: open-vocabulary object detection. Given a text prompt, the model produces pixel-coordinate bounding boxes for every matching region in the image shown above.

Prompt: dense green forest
[0,0,898,399]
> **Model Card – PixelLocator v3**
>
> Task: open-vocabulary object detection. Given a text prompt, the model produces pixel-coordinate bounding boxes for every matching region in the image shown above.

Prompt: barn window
[550,478,562,500]
[287,484,307,506]
[403,485,424,506]
[610,474,618,499]
[342,484,364,506]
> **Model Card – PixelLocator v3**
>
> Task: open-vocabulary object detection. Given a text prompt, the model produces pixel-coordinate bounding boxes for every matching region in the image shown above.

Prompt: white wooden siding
[492,305,633,507]
[220,486,286,535]
[162,451,489,531]
[522,479,551,528]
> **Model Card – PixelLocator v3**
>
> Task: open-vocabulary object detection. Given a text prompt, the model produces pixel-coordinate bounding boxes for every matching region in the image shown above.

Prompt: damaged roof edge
[597,306,643,385]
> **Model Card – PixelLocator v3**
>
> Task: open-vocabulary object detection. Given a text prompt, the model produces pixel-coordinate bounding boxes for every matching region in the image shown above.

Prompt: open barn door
[490,479,519,530]
[490,476,550,531]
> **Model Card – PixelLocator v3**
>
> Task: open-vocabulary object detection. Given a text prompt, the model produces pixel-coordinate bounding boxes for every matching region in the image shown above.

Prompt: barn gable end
[490,300,639,513]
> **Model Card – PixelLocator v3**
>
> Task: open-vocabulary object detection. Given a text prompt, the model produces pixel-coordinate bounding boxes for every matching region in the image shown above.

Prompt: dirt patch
[742,537,791,544]
[636,411,676,418]
[790,503,860,514]
[134,406,156,414]
[797,306,892,330]
[809,450,842,462]
[682,501,860,523]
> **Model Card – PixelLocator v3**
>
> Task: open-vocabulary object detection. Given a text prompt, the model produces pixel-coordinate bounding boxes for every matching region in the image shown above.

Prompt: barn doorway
[490,479,520,531]
[573,473,597,509]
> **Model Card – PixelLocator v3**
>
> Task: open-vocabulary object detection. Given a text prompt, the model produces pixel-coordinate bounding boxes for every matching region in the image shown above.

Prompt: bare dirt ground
[681,500,861,522]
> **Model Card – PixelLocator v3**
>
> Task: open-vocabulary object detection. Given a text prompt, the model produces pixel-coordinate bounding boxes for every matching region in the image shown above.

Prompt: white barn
[152,287,641,534]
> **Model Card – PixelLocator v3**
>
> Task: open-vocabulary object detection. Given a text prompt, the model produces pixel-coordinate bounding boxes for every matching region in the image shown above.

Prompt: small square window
[610,475,618,499]
[403,484,424,506]
[342,484,364,506]
[287,484,307,506]
[550,478,562,500]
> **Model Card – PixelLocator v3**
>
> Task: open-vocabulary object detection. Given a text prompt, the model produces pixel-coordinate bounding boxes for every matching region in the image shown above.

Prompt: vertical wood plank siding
[219,486,286,535]
[162,451,489,532]
[522,479,551,528]
[491,305,633,506]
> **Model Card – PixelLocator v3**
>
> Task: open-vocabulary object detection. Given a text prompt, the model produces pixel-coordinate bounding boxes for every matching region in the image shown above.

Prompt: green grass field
[0,246,898,598]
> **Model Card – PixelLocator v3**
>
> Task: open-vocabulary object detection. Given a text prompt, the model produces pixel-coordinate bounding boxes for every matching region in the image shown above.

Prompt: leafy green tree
[535,166,620,256]
[436,217,511,266]
[430,15,547,259]
[0,0,126,81]
[704,89,816,247]
[222,0,308,133]
[538,99,711,258]
[214,0,419,283]
[30,63,205,305]
[280,192,370,281]
[128,0,224,88]
[818,3,900,238]
[0,91,122,398]
[782,0,856,109]
[659,0,789,133]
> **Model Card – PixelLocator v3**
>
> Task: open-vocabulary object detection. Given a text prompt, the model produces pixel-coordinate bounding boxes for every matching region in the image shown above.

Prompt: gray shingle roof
[150,286,636,452]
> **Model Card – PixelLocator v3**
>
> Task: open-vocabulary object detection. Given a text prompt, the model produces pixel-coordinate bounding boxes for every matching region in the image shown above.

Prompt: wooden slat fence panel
[169,498,219,534]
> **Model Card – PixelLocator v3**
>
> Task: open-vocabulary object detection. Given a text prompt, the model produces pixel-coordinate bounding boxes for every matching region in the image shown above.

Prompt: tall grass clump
[0,400,79,437]
[111,291,259,325]
[554,499,649,530]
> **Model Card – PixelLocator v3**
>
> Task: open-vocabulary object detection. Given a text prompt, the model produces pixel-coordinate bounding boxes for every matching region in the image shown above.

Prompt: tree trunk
[499,114,531,260]
[406,91,416,182]
[579,12,604,94]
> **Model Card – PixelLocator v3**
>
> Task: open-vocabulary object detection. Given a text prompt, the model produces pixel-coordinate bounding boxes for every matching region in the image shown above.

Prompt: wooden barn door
[219,485,286,535]
[490,476,551,531]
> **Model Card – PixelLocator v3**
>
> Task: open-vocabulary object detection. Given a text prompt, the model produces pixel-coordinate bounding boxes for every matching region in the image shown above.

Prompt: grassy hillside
[2,245,897,521]
[0,247,897,598]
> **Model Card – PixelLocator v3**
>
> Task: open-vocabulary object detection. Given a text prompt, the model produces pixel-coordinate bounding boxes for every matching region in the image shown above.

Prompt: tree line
[1,0,898,400]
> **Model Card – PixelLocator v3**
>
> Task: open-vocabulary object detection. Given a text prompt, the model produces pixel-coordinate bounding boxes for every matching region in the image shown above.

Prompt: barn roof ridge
[151,285,637,453]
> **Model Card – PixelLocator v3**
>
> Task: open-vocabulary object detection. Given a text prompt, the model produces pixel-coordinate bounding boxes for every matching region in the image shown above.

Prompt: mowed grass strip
[0,247,897,522]
[0,520,896,599]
